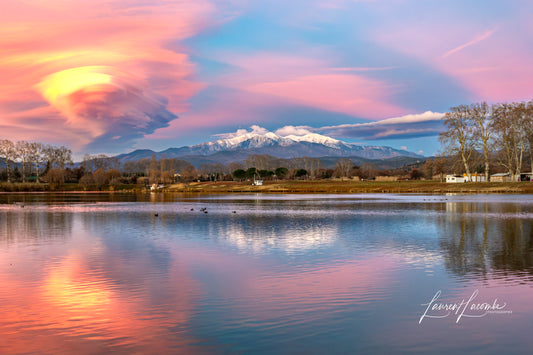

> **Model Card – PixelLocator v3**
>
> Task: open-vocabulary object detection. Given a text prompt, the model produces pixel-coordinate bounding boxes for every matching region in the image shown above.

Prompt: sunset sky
[1,0,532,157]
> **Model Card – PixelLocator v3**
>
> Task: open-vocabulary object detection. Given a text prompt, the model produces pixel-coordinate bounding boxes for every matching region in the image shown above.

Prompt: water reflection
[436,200,533,280]
[0,210,73,244]
[0,214,203,354]
[214,217,337,254]
[0,193,532,353]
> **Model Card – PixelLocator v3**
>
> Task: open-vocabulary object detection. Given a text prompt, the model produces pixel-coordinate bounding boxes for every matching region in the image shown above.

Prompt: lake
[0,193,532,354]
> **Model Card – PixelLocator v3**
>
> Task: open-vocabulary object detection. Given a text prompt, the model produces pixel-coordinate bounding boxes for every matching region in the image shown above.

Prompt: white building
[446,173,486,183]
[446,175,467,183]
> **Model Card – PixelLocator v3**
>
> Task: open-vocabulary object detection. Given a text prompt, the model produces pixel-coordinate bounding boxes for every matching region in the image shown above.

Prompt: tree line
[1,141,430,190]
[439,100,533,181]
[5,103,532,190]
[0,139,72,183]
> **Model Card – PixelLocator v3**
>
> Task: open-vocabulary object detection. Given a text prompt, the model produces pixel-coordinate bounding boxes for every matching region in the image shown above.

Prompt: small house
[470,173,486,182]
[490,173,512,182]
[446,175,467,183]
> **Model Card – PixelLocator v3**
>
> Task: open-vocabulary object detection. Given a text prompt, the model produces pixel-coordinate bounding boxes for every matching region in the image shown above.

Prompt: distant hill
[116,131,424,166]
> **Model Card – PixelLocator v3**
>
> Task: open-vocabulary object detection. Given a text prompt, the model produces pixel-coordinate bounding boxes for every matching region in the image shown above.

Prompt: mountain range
[116,131,423,167]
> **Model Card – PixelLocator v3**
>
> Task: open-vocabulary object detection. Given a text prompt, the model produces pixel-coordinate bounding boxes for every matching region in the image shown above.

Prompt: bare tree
[43,144,57,169]
[470,102,493,181]
[244,154,277,170]
[46,169,66,189]
[433,157,447,182]
[0,139,17,182]
[82,154,116,172]
[16,141,31,182]
[360,162,377,180]
[82,154,96,172]
[227,162,244,173]
[198,163,226,181]
[93,168,109,189]
[421,159,434,180]
[335,158,353,178]
[492,102,527,180]
[55,146,73,169]
[301,157,322,178]
[524,100,533,174]
[147,154,161,184]
[28,142,46,182]
[160,153,169,175]
[439,105,475,181]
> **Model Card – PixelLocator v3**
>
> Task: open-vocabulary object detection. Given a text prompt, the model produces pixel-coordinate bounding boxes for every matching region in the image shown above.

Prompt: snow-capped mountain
[283,133,348,149]
[117,131,423,163]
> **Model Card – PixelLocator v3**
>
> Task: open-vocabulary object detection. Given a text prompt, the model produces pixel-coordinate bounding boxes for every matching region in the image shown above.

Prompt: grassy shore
[0,182,136,192]
[1,180,532,194]
[167,180,533,194]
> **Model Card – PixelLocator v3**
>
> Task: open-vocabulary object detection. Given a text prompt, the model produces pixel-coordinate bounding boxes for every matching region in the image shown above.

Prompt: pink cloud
[0,0,215,150]
[145,50,412,142]
[442,28,497,58]
[374,22,533,102]
[247,74,408,119]
[206,52,410,119]
[144,88,283,142]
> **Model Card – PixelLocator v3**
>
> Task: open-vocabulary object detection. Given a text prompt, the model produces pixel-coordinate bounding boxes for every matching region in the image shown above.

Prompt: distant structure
[446,173,486,183]
[447,172,533,183]
[469,173,486,182]
[490,173,514,182]
[446,175,467,183]
[150,184,165,191]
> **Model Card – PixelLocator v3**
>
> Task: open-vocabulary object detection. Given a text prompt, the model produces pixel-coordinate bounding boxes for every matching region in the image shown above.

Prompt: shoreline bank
[166,180,533,194]
[1,180,532,194]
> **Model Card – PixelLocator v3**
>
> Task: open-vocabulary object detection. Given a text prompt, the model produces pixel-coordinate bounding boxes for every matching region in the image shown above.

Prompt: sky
[1,0,532,158]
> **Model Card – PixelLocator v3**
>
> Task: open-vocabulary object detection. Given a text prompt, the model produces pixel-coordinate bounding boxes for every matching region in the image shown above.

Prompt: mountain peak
[211,130,347,149]
[283,133,343,148]
[117,128,423,163]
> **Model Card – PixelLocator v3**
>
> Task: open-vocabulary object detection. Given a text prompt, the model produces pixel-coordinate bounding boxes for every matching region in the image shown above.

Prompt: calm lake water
[1,193,532,354]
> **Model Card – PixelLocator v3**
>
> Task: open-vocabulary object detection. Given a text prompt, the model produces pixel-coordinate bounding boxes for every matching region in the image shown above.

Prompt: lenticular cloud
[36,66,177,146]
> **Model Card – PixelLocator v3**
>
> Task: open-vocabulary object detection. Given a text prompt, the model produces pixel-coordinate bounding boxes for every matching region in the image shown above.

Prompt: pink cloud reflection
[176,247,401,322]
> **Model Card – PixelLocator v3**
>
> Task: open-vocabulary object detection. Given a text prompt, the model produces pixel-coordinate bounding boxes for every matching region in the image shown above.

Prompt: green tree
[232,169,246,181]
[258,169,274,178]
[275,167,289,179]
[245,167,257,179]
[295,168,308,179]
